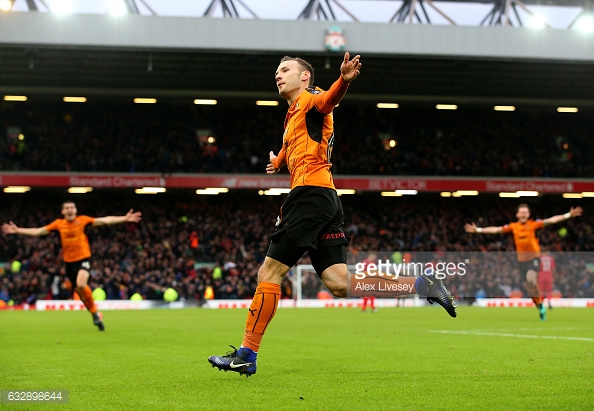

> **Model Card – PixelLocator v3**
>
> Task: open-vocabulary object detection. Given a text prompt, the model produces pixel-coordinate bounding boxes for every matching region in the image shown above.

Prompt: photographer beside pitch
[465,204,582,320]
[208,52,457,377]
[2,201,142,330]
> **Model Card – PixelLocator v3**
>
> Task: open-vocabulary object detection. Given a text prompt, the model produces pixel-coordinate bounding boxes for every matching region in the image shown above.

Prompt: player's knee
[321,268,347,298]
[258,257,290,283]
[526,270,537,283]
[319,260,348,298]
[327,283,346,298]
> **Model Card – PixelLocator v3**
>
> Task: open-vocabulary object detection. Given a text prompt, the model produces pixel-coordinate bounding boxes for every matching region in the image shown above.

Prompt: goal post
[293,264,422,307]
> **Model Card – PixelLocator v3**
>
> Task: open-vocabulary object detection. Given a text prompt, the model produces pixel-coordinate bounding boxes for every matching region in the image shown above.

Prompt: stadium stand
[1,102,592,177]
[1,191,592,304]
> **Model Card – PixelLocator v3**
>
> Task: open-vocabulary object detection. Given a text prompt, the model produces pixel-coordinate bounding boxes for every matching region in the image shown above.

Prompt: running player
[2,201,142,330]
[539,251,556,309]
[465,204,581,320]
[208,52,457,377]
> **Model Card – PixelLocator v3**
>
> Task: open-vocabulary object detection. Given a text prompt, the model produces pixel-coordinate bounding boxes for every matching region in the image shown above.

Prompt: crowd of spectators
[1,101,593,177]
[1,192,592,305]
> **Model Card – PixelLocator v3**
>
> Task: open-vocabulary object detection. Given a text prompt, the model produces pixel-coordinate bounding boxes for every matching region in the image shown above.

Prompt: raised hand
[570,206,583,218]
[124,209,142,223]
[2,222,19,234]
[340,52,362,83]
[464,223,477,233]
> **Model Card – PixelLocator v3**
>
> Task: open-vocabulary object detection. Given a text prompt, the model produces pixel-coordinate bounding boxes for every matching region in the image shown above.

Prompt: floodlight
[0,0,12,12]
[527,15,546,29]
[108,1,127,17]
[575,15,594,33]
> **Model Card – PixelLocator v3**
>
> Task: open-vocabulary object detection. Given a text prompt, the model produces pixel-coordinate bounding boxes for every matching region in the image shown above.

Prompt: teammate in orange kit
[2,201,142,330]
[465,204,582,320]
[208,52,456,377]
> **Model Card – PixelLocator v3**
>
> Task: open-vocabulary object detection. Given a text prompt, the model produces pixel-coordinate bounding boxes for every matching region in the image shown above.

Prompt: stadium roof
[4,0,593,28]
[438,0,590,4]
[1,46,593,106]
[0,7,593,106]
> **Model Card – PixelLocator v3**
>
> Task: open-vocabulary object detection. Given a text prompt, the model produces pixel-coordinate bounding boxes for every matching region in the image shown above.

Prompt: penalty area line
[429,330,594,342]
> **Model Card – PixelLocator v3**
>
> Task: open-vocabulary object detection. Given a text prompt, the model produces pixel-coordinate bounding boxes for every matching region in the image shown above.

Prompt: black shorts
[65,258,92,285]
[267,186,349,273]
[518,258,540,275]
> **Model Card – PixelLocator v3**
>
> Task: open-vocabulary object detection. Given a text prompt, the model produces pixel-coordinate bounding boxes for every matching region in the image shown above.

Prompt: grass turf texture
[1,307,593,410]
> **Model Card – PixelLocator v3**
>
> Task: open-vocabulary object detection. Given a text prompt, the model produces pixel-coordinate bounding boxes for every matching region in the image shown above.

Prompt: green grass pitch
[1,306,593,410]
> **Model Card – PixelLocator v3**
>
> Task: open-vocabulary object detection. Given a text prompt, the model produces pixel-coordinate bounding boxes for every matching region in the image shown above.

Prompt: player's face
[61,203,78,221]
[516,207,530,223]
[275,60,308,100]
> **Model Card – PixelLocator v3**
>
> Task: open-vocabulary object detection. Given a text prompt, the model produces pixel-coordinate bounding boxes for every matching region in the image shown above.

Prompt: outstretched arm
[543,206,582,226]
[266,148,286,174]
[315,52,362,115]
[464,222,504,234]
[93,209,142,226]
[2,222,49,237]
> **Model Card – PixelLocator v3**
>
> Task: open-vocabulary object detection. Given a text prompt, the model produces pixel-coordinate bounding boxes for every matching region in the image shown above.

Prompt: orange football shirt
[45,215,95,262]
[273,76,349,190]
[502,219,544,262]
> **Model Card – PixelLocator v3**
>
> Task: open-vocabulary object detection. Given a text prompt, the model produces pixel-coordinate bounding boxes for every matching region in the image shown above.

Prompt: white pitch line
[430,330,594,342]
